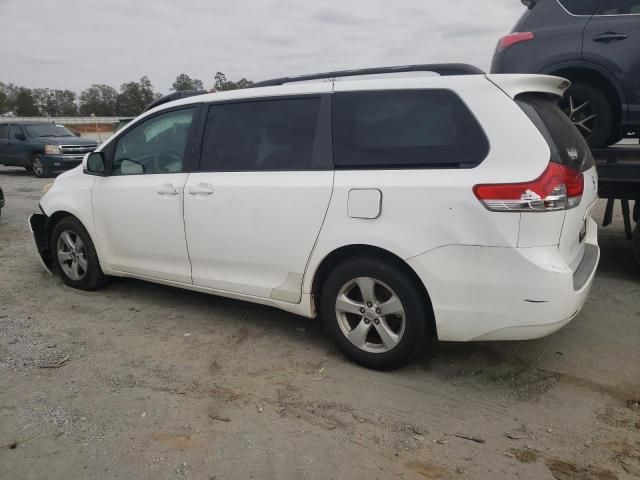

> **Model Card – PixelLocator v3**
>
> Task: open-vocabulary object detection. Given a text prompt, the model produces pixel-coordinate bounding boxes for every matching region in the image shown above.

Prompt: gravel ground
[0,165,639,480]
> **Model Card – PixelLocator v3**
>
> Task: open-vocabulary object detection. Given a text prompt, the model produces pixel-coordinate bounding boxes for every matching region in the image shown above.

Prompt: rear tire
[51,217,106,290]
[560,82,615,149]
[320,256,430,370]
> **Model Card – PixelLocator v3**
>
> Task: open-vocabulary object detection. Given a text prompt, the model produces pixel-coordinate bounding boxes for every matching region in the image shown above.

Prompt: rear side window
[0,125,8,139]
[558,0,600,15]
[332,90,489,169]
[200,97,321,171]
[597,0,640,14]
[517,93,594,172]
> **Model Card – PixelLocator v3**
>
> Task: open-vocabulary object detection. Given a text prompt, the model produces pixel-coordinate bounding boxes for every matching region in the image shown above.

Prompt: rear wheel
[51,217,106,290]
[320,256,430,370]
[559,82,614,148]
[31,155,52,178]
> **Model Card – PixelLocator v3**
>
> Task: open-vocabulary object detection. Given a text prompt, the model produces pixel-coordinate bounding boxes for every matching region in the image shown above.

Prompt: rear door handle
[593,32,629,43]
[157,184,180,196]
[187,184,214,196]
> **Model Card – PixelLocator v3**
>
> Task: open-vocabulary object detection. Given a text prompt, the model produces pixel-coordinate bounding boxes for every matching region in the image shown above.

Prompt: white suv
[30,64,600,370]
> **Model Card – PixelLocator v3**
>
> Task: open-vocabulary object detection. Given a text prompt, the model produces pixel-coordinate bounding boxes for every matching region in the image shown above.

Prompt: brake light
[474,162,584,212]
[496,32,534,52]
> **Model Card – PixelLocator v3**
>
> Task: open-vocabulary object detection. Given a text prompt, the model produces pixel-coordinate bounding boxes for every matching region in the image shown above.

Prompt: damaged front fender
[28,213,53,275]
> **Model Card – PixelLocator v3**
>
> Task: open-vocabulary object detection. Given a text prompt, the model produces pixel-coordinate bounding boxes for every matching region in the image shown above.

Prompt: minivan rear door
[583,1,640,129]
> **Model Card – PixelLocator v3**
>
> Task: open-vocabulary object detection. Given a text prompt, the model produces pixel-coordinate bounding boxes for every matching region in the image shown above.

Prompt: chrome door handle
[157,185,180,196]
[187,184,214,196]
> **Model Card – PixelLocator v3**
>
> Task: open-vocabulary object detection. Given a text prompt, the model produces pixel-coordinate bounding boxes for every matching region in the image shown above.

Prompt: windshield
[25,124,75,138]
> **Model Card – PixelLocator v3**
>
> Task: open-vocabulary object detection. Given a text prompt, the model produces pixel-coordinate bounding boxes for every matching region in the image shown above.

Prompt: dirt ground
[0,166,639,480]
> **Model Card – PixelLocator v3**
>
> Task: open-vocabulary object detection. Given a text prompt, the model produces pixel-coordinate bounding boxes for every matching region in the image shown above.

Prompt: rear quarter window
[558,0,601,15]
[517,93,595,172]
[332,90,489,169]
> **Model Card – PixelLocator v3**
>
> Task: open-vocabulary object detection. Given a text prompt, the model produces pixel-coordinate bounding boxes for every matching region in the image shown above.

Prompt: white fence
[0,116,121,124]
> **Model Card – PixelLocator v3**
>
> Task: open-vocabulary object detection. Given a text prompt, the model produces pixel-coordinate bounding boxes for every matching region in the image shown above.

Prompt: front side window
[112,108,195,176]
[200,97,321,171]
[0,124,8,139]
[9,125,24,140]
[332,90,489,169]
[598,0,640,14]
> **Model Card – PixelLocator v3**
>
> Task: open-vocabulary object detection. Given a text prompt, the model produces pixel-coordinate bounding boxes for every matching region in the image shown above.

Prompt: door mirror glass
[85,152,106,175]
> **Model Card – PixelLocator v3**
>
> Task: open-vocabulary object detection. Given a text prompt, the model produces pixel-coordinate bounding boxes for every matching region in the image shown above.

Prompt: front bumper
[29,213,53,275]
[407,218,600,342]
[40,154,83,170]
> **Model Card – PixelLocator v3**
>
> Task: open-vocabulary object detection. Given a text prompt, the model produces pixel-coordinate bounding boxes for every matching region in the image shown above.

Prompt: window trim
[104,104,203,177]
[331,88,490,171]
[195,94,333,173]
[555,0,602,17]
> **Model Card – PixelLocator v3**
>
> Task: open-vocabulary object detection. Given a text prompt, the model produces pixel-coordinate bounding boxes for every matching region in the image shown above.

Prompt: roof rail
[252,63,484,87]
[144,90,208,112]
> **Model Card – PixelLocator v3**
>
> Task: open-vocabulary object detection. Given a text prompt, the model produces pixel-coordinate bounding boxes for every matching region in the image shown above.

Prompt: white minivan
[30,64,599,370]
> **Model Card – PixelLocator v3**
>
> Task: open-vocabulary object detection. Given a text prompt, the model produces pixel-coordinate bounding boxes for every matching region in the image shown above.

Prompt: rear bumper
[29,213,53,275]
[407,218,599,342]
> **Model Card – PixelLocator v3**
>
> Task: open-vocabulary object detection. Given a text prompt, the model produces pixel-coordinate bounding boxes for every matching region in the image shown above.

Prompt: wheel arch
[542,62,625,127]
[310,244,438,339]
[45,210,100,261]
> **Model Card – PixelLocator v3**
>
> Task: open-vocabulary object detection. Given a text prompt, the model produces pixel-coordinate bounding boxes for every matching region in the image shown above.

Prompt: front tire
[320,256,430,370]
[51,217,106,290]
[31,155,52,178]
[560,82,615,149]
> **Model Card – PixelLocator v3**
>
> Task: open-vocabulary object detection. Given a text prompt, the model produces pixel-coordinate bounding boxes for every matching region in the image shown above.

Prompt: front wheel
[51,217,106,290]
[31,155,52,178]
[320,256,430,370]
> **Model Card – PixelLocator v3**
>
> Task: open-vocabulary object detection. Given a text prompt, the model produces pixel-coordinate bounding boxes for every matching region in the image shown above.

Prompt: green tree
[172,74,204,92]
[116,76,160,116]
[33,89,77,116]
[79,84,118,116]
[0,82,19,114]
[14,88,39,116]
[213,72,253,91]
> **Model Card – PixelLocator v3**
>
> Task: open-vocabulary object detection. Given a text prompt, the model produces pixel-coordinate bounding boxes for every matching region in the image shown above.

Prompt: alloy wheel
[561,95,598,139]
[335,277,406,353]
[32,157,45,177]
[57,230,88,281]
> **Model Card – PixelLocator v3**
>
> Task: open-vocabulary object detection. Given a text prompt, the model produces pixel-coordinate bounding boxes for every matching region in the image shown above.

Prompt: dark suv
[0,122,98,177]
[491,0,640,148]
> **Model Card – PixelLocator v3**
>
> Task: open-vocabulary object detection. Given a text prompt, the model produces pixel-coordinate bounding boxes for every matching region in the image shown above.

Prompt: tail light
[496,32,534,52]
[474,162,584,212]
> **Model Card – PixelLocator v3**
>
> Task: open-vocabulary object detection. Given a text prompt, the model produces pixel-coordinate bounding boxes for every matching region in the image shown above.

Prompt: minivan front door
[184,94,334,302]
[91,107,197,284]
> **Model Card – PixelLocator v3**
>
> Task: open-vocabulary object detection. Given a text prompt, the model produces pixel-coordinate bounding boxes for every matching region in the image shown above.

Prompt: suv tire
[32,154,52,178]
[320,256,429,370]
[51,217,107,290]
[561,82,614,149]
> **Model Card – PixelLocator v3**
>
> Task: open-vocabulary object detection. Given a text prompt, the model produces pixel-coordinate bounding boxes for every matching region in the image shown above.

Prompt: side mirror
[84,151,107,176]
[15,133,26,141]
[74,131,82,137]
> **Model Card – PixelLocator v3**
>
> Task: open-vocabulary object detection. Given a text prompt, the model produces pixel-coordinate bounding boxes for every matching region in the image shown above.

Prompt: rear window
[558,0,600,15]
[0,124,8,139]
[517,93,594,172]
[332,90,489,169]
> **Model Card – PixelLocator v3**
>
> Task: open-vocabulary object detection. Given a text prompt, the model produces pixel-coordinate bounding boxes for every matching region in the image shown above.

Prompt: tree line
[0,72,253,117]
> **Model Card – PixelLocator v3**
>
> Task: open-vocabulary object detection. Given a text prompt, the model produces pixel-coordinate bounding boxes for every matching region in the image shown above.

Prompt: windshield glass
[25,124,75,138]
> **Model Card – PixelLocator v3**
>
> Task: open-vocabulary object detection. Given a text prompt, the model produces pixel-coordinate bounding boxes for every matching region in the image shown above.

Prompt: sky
[0,0,523,94]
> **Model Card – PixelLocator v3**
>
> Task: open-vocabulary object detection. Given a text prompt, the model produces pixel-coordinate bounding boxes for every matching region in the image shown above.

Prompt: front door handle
[157,184,180,196]
[593,32,629,43]
[187,184,214,196]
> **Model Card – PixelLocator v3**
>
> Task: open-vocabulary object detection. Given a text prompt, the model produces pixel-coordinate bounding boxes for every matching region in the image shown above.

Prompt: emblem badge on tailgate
[567,147,579,161]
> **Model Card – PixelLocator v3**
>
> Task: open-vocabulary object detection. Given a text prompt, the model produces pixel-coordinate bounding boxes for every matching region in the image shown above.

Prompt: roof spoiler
[486,74,570,99]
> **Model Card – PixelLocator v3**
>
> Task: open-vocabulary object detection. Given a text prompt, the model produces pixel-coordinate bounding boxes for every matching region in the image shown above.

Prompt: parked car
[29,64,600,370]
[491,0,640,148]
[0,122,98,177]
